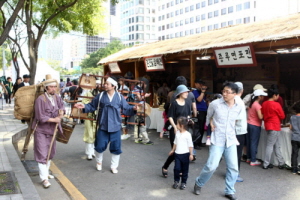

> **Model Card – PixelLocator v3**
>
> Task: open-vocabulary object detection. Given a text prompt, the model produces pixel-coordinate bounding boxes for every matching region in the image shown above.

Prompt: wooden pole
[190,54,196,88]
[275,55,280,85]
[134,61,139,79]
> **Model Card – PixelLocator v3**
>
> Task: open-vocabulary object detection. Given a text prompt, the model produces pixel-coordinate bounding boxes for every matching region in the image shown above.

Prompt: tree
[7,0,119,84]
[81,39,125,74]
[0,46,12,71]
[0,0,26,46]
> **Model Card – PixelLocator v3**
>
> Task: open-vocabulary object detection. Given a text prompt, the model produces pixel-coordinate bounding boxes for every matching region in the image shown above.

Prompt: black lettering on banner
[245,47,252,59]
[218,53,224,62]
[231,51,237,60]
[238,50,245,59]
[225,52,230,61]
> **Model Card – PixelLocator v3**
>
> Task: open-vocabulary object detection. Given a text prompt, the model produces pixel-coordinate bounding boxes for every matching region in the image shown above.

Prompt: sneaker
[292,168,298,174]
[163,132,169,136]
[111,168,118,174]
[42,180,51,188]
[180,183,186,190]
[236,175,244,182]
[144,141,154,145]
[48,175,54,179]
[194,183,201,195]
[87,155,93,160]
[262,164,273,169]
[173,181,179,189]
[96,163,102,171]
[250,160,261,166]
[135,139,143,144]
[121,134,130,140]
[278,164,292,170]
[206,138,211,146]
[246,159,251,163]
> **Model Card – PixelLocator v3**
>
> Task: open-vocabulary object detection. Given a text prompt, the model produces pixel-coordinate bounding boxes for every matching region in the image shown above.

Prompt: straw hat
[42,74,57,87]
[137,103,152,116]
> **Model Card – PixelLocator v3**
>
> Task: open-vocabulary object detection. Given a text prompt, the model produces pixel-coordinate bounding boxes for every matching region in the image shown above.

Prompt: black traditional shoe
[278,164,292,170]
[194,183,201,195]
[173,181,179,189]
[225,194,238,200]
[180,183,186,190]
[262,164,273,169]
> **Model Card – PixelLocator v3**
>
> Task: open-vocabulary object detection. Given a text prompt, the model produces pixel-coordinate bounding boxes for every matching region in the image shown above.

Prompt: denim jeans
[195,144,238,195]
[247,124,261,162]
[291,140,300,168]
[174,153,190,183]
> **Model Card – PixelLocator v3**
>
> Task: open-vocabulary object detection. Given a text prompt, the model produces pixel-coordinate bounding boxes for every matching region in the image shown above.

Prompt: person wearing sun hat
[162,84,193,178]
[32,74,65,188]
[243,84,267,109]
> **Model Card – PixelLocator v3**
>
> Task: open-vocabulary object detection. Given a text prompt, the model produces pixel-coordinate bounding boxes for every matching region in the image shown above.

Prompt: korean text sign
[108,62,121,73]
[213,44,257,68]
[144,55,165,72]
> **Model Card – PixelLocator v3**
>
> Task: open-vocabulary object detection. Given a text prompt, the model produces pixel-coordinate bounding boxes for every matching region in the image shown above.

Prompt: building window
[190,29,194,34]
[167,24,170,29]
[185,18,189,24]
[136,16,144,22]
[162,25,165,30]
[176,10,179,15]
[196,28,200,33]
[201,26,205,32]
[158,16,161,21]
[221,22,226,27]
[196,3,200,9]
[180,31,184,37]
[139,0,144,5]
[162,15,165,20]
[236,4,242,11]
[180,20,183,26]
[152,17,155,22]
[185,6,189,12]
[208,12,213,18]
[221,8,226,15]
[167,13,170,18]
[190,5,194,11]
[185,30,189,36]
[228,6,233,13]
[214,10,218,17]
[228,20,233,25]
[236,18,242,24]
[190,17,194,23]
[158,36,161,40]
[162,4,165,10]
[146,25,150,30]
[208,25,212,31]
[175,32,179,37]
[180,8,183,14]
[167,3,170,8]
[214,0,219,3]
[196,15,200,21]
[176,0,179,4]
[175,21,179,27]
[201,14,206,20]
[162,36,165,40]
[171,12,174,17]
[244,2,250,9]
[136,33,144,39]
[201,1,206,7]
[136,25,144,31]
[214,24,218,29]
[244,17,250,23]
[208,0,213,6]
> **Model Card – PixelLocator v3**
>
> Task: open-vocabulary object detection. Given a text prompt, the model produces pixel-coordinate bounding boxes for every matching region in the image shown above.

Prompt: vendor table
[148,107,164,133]
[256,127,298,167]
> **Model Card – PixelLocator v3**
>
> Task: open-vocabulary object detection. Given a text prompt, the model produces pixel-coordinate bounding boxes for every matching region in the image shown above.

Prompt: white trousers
[85,143,95,157]
[95,152,120,169]
[38,160,51,181]
[134,125,149,143]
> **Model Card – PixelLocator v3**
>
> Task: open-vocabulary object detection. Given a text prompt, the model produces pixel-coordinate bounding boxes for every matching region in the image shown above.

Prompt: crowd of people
[8,73,300,200]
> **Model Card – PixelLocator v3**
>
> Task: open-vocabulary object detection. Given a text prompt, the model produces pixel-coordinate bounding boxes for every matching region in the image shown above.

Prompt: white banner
[144,56,165,72]
[108,62,121,73]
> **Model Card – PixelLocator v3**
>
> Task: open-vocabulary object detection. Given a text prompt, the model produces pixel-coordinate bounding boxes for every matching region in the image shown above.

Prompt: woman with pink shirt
[246,89,268,166]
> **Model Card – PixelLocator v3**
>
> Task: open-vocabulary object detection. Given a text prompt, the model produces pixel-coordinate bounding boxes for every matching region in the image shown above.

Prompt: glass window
[136,33,144,39]
[190,17,194,23]
[201,26,205,32]
[145,33,150,39]
[185,18,189,24]
[190,29,194,34]
[196,28,200,33]
[167,13,170,18]
[180,31,184,37]
[171,12,174,17]
[185,7,189,12]
[167,3,170,8]
[167,24,169,29]
[214,10,218,17]
[162,4,165,10]
[208,12,213,18]
[175,21,179,27]
[221,8,226,15]
[146,8,150,14]
[136,16,144,22]
[208,0,213,5]
[236,4,242,11]
[152,17,155,22]
[176,10,179,15]
[176,0,179,4]
[152,25,155,31]
[180,8,183,14]
[208,25,212,31]
[158,26,161,31]
[162,25,165,30]
[221,22,226,27]
[146,25,150,30]
[170,23,174,28]
[139,0,144,5]
[185,30,189,36]
[214,0,219,3]
[201,1,206,7]
[196,3,200,9]
[201,14,206,20]
[158,36,161,40]
[180,20,183,26]
[236,18,242,24]
[175,32,179,37]
[196,15,201,21]
[171,1,174,6]
[162,15,165,20]
[244,2,250,9]
[190,5,194,11]
[244,17,250,23]
[158,16,161,21]
[146,17,150,22]
[151,34,155,39]
[228,20,233,25]
[213,24,218,29]
[228,6,233,13]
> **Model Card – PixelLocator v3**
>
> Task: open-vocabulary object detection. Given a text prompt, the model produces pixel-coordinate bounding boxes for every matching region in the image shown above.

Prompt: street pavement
[53,125,300,200]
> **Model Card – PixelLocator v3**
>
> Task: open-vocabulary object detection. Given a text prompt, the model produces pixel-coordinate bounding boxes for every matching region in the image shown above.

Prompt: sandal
[162,167,168,178]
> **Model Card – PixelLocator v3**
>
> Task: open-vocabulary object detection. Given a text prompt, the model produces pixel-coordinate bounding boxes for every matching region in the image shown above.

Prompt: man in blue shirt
[192,79,208,149]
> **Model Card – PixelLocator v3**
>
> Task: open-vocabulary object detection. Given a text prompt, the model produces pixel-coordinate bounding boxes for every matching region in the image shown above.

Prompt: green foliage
[0,47,12,69]
[81,39,125,69]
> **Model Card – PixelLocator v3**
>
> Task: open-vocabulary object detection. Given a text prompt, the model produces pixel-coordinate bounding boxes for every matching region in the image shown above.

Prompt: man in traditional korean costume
[32,75,65,188]
[74,77,137,174]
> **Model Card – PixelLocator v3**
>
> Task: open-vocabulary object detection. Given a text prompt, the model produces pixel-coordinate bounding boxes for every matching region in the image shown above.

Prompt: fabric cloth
[3,81,13,94]
[235,96,247,135]
[174,130,193,154]
[82,91,96,144]
[38,163,49,181]
[261,101,285,131]
[192,90,207,111]
[95,152,120,169]
[205,97,243,147]
[174,153,190,183]
[94,129,122,154]
[195,144,238,195]
[242,93,252,108]
[168,99,192,125]
[247,124,261,162]
[263,130,285,167]
[84,91,135,132]
[247,101,263,126]
[34,132,56,164]
[290,115,300,142]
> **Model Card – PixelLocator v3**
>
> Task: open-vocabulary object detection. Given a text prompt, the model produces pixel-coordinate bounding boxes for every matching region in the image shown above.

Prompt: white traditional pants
[95,152,120,169]
[85,143,95,157]
[38,160,51,181]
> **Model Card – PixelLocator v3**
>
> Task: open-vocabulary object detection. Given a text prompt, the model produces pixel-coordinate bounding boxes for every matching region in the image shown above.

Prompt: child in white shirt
[169,116,194,190]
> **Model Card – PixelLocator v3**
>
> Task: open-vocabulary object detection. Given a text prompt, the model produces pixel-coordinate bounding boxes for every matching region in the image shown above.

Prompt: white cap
[253,84,267,91]
[252,89,268,99]
[234,82,243,90]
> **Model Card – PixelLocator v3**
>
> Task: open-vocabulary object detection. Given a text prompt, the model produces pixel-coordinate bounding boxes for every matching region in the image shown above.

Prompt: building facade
[156,0,300,40]
[119,0,157,46]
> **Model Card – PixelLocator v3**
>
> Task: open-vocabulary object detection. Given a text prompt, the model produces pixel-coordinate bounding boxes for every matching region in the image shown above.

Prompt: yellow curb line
[50,162,87,200]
